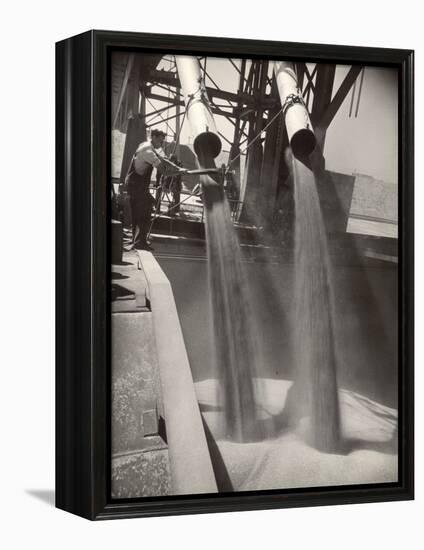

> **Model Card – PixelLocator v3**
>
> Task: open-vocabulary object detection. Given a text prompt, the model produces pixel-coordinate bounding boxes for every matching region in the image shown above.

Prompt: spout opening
[290,128,317,159]
[194,132,222,159]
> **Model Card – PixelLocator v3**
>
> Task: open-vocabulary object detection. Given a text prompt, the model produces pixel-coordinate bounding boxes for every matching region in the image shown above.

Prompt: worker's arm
[136,142,161,166]
[136,142,186,176]
[157,157,186,176]
[136,142,185,175]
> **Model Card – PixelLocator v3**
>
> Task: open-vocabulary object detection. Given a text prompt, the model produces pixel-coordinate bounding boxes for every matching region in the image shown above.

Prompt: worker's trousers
[129,190,155,249]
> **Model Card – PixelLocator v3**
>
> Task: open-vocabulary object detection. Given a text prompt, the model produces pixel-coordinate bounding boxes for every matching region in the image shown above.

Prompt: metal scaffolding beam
[318,65,363,130]
[113,53,363,226]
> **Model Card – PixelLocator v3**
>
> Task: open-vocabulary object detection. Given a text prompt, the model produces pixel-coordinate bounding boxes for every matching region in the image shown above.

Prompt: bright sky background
[326,65,398,184]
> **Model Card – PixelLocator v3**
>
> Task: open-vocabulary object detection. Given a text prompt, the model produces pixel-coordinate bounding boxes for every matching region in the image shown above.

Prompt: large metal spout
[175,56,222,160]
[274,61,316,158]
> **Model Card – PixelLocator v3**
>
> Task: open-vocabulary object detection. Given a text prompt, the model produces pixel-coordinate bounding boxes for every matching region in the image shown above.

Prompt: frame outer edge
[400,49,414,499]
[56,30,95,520]
[57,30,414,520]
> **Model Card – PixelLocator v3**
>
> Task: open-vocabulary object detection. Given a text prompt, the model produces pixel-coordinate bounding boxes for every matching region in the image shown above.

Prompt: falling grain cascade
[201,158,261,442]
[292,156,341,452]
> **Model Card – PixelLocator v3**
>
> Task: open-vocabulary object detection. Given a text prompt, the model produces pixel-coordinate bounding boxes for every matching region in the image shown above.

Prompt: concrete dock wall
[138,251,218,495]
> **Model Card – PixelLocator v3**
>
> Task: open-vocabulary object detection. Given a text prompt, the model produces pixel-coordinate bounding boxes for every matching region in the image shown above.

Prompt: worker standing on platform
[125,129,184,250]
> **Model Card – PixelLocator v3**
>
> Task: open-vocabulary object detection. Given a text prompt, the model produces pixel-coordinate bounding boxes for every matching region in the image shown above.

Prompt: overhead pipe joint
[175,56,222,161]
[274,61,316,158]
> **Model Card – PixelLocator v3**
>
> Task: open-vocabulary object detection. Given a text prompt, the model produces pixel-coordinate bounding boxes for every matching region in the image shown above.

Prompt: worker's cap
[151,129,166,139]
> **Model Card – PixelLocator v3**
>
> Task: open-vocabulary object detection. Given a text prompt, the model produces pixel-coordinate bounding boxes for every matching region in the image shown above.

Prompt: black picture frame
[56,30,414,520]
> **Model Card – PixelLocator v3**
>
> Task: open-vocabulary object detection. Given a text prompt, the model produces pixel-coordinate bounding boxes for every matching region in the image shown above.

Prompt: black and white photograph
[1,0,420,543]
[110,52,400,499]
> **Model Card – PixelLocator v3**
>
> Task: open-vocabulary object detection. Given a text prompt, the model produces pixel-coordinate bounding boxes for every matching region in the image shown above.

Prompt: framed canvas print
[56,30,414,520]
